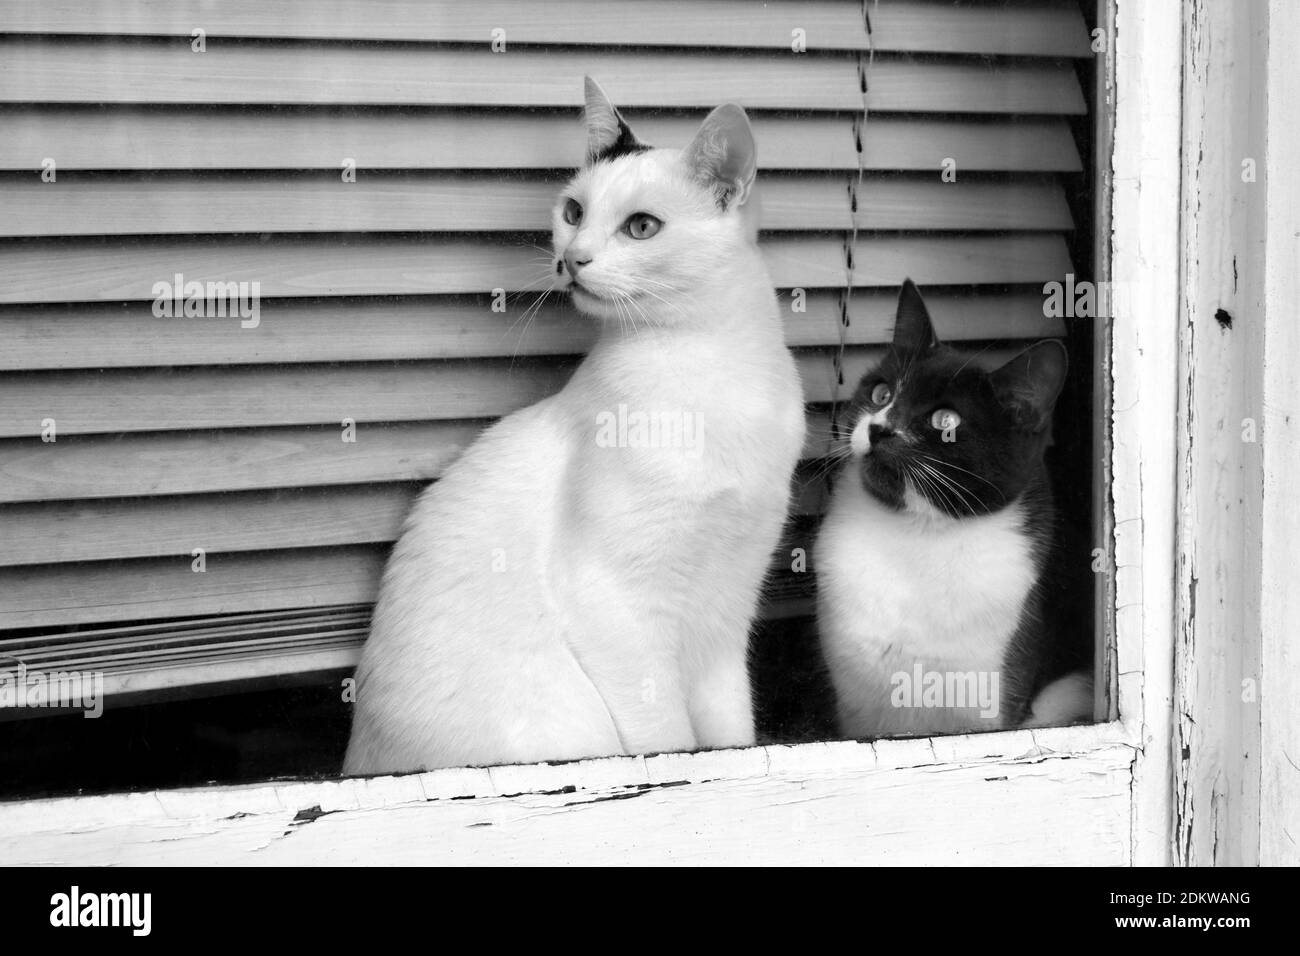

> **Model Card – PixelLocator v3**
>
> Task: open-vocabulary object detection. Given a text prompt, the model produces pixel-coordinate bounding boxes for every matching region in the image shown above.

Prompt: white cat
[343,78,806,775]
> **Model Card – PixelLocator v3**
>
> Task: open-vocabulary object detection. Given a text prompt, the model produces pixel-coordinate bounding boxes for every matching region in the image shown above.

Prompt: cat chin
[567,284,627,319]
[857,458,906,511]
[858,462,971,522]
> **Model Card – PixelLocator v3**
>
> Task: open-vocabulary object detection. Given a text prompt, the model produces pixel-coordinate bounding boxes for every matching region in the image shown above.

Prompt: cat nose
[564,250,593,275]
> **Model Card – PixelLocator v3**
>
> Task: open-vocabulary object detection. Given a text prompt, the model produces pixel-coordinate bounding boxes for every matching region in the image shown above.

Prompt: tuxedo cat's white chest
[815,470,1037,665]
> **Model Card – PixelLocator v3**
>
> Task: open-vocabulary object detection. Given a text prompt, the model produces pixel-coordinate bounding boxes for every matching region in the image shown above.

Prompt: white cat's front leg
[686,642,757,750]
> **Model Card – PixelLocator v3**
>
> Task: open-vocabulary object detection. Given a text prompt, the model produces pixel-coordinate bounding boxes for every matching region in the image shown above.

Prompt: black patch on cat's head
[592,120,652,164]
[845,280,1068,518]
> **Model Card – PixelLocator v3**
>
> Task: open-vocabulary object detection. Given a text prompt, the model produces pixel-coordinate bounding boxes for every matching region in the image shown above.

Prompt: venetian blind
[0,0,1089,701]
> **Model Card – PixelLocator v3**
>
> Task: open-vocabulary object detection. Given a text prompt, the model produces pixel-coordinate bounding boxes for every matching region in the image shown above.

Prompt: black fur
[590,117,651,164]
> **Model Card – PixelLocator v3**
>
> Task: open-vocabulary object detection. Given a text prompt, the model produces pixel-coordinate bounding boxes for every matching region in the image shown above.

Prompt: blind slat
[0,177,1074,237]
[0,546,387,629]
[0,41,1087,113]
[0,350,899,437]
[0,360,573,437]
[0,422,485,504]
[0,235,1075,303]
[0,291,1064,371]
[0,485,416,567]
[0,0,1093,57]
[0,456,840,566]
[0,409,858,505]
[0,111,1083,173]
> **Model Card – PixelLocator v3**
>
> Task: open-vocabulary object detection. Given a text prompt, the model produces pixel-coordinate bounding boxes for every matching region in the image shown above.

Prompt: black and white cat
[815,280,1091,738]
[344,79,805,774]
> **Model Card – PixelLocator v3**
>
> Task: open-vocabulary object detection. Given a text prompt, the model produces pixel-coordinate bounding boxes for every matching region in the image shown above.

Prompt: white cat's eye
[930,408,961,431]
[563,198,583,225]
[870,382,892,406]
[624,213,662,239]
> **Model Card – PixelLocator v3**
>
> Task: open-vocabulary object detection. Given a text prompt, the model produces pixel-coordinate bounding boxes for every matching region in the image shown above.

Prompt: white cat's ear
[991,340,1069,430]
[682,103,758,209]
[583,76,646,165]
[892,278,940,353]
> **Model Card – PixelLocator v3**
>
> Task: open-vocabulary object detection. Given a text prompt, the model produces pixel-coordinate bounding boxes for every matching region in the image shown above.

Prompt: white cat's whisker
[503,271,562,310]
[632,286,690,323]
[508,285,559,363]
[613,286,662,335]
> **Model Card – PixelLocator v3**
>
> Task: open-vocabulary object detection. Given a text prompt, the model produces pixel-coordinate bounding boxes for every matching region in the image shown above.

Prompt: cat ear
[892,278,940,354]
[681,103,758,209]
[990,340,1069,431]
[583,76,646,165]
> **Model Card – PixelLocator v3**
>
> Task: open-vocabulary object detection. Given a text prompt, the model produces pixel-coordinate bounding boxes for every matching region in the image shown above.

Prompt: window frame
[2,0,1290,865]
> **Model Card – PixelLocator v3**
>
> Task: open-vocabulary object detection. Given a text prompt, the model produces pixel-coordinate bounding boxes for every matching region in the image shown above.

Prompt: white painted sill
[0,720,1138,865]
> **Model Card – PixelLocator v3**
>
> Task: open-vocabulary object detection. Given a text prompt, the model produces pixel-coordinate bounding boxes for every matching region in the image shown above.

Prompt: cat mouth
[569,280,617,304]
[569,280,643,306]
[568,280,605,302]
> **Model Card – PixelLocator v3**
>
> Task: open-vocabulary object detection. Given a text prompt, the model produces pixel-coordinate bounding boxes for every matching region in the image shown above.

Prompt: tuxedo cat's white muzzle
[850,406,892,456]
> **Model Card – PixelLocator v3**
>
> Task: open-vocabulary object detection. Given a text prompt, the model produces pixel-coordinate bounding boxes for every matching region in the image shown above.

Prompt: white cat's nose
[564,249,593,275]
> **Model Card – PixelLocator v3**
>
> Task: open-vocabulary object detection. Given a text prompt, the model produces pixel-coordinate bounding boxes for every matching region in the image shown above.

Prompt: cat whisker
[804,442,853,476]
[917,454,1007,502]
[609,290,635,337]
[621,290,655,333]
[629,285,691,324]
[631,275,684,295]
[804,449,852,486]
[907,460,964,518]
[503,271,563,308]
[508,285,559,365]
[913,458,984,516]
[912,459,969,513]
[905,459,950,513]
[615,289,642,336]
[914,457,988,511]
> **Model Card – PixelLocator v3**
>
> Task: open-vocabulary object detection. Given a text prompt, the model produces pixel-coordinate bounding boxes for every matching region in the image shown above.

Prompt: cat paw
[1021,671,1094,728]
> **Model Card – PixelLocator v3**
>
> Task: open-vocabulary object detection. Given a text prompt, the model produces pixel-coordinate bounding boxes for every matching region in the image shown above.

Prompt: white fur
[1022,671,1094,728]
[344,113,805,775]
[815,463,1036,738]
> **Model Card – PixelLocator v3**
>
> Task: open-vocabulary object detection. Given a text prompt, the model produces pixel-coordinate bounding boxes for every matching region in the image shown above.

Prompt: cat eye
[624,213,662,239]
[869,382,893,406]
[563,198,583,225]
[930,408,961,431]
